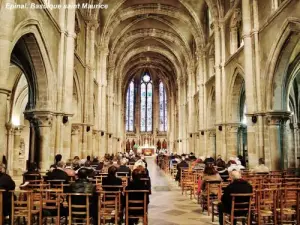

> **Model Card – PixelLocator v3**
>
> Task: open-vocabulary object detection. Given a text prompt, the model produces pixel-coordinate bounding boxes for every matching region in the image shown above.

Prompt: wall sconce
[101,131,104,136]
[190,134,192,138]
[180,140,182,142]
[117,138,120,142]
[86,126,90,132]
[252,115,257,123]
[62,116,68,124]
[109,134,112,138]
[201,131,204,135]
[218,125,222,131]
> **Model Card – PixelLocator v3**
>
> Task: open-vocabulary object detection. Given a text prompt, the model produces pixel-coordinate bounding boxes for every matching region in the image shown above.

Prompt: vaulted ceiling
[97,0,214,92]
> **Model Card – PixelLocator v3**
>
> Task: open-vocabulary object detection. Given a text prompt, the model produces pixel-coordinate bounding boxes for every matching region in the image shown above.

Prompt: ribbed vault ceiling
[98,0,212,92]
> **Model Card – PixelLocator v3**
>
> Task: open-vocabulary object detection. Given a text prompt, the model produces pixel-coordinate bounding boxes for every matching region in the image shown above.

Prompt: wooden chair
[98,190,121,225]
[41,189,62,225]
[180,169,194,197]
[11,190,42,225]
[200,180,221,216]
[256,188,278,225]
[276,187,297,224]
[212,182,229,222]
[67,193,93,225]
[223,193,253,225]
[125,190,149,225]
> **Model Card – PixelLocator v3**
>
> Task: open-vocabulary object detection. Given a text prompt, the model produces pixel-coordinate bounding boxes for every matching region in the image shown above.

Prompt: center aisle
[146,157,215,225]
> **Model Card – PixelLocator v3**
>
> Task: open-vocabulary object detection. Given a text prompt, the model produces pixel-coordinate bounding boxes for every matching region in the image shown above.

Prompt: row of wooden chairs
[6,188,149,225]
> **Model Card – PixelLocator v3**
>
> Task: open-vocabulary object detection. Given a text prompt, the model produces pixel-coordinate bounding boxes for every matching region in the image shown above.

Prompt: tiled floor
[147,157,217,225]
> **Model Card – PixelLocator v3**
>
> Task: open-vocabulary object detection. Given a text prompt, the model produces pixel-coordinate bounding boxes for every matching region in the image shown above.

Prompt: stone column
[12,126,24,175]
[266,111,290,170]
[5,123,14,174]
[0,89,11,159]
[0,0,15,158]
[242,0,259,165]
[208,130,216,157]
[32,112,54,173]
[225,123,240,160]
[71,125,80,158]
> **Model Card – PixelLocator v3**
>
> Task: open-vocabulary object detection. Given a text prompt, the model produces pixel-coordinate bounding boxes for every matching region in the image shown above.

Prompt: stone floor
[147,157,217,225]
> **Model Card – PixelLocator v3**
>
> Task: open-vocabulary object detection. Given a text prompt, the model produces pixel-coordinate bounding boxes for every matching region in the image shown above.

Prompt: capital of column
[24,110,53,127]
[71,124,81,135]
[266,111,291,126]
[13,125,25,135]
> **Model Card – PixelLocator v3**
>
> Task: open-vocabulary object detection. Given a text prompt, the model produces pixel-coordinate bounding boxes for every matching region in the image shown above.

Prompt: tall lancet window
[159,81,167,131]
[141,73,152,132]
[126,80,134,131]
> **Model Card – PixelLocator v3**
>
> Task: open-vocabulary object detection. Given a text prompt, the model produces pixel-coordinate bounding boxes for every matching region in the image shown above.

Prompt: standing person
[218,171,253,225]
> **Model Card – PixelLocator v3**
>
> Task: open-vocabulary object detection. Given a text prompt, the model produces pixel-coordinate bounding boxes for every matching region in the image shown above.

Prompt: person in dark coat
[23,162,41,181]
[218,171,253,225]
[175,156,189,182]
[47,161,69,183]
[102,166,122,191]
[0,163,16,221]
[125,166,150,225]
[70,168,98,224]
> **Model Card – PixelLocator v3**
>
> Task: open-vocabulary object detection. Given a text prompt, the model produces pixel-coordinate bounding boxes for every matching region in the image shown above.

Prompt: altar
[137,138,156,156]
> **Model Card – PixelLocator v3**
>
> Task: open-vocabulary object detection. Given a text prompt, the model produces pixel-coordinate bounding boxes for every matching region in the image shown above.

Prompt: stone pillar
[266,111,290,170]
[5,123,14,174]
[0,89,11,159]
[242,0,259,165]
[71,125,80,158]
[12,126,23,175]
[31,112,54,173]
[208,130,216,157]
[226,124,240,160]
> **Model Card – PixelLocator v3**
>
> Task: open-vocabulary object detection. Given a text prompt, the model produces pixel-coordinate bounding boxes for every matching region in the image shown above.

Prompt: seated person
[201,164,222,196]
[23,162,41,181]
[216,160,229,181]
[70,168,98,223]
[47,161,69,184]
[117,158,131,177]
[102,166,122,191]
[64,160,75,177]
[175,156,189,182]
[125,166,150,225]
[218,171,252,225]
[252,158,269,173]
[0,163,15,222]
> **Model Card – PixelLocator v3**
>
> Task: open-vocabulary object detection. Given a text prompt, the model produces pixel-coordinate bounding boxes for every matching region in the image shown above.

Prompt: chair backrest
[125,190,149,225]
[68,193,92,225]
[230,193,253,224]
[10,190,36,221]
[98,190,121,225]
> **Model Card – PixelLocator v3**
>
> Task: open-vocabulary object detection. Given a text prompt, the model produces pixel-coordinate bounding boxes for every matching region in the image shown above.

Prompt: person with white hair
[117,158,131,176]
[217,170,253,225]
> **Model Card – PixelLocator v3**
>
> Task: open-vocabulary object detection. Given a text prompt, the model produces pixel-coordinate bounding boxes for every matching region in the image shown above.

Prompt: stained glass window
[141,73,152,132]
[159,81,167,131]
[126,80,134,131]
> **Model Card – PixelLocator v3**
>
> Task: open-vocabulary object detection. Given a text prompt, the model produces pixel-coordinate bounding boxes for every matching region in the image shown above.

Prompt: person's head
[204,164,217,175]
[216,160,226,168]
[84,160,91,167]
[28,162,38,171]
[55,154,62,163]
[259,158,265,165]
[231,170,242,180]
[92,156,98,163]
[87,155,91,161]
[121,158,127,166]
[73,156,80,160]
[217,155,222,159]
[108,166,118,177]
[66,160,73,168]
[238,155,243,161]
[57,161,65,169]
[132,166,146,180]
[77,168,89,179]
